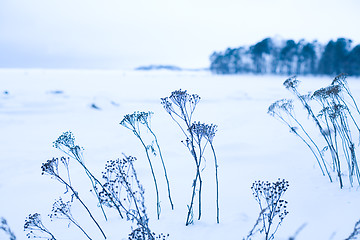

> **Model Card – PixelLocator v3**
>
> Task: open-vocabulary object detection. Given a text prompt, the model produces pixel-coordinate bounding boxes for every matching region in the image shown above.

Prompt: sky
[0,0,359,70]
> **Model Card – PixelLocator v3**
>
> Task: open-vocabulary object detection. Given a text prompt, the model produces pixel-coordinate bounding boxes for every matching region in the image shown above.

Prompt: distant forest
[210,37,360,76]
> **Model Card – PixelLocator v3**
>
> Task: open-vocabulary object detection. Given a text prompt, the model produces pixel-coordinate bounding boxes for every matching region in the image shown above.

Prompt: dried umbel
[24,213,56,240]
[190,122,218,144]
[41,158,59,176]
[98,155,154,239]
[120,111,153,130]
[161,89,200,122]
[317,104,348,120]
[312,85,341,100]
[250,179,289,240]
[53,131,78,150]
[169,89,200,111]
[49,198,73,220]
[49,198,94,240]
[283,76,300,90]
[268,99,294,117]
[331,73,348,88]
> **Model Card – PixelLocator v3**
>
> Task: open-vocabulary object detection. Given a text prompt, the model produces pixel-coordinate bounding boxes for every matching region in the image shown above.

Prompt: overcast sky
[0,0,359,69]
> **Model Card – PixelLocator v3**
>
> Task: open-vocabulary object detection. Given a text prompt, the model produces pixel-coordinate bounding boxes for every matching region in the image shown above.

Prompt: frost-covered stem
[120,172,153,239]
[275,113,327,178]
[255,195,267,232]
[339,98,360,134]
[196,140,204,220]
[338,114,360,185]
[338,124,353,185]
[329,119,343,188]
[343,86,360,116]
[62,147,109,220]
[67,215,93,240]
[183,123,204,224]
[56,176,107,239]
[210,142,220,224]
[191,131,203,222]
[134,131,161,219]
[61,147,125,217]
[245,207,267,240]
[185,133,202,225]
[288,113,332,181]
[296,94,341,186]
[185,169,202,225]
[145,123,174,210]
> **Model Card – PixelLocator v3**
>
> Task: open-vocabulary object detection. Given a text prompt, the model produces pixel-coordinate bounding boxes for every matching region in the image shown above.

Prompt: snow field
[0,69,359,239]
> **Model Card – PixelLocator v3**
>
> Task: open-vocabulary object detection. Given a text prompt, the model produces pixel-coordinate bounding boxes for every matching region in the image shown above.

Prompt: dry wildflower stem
[120,112,161,219]
[98,155,155,240]
[251,179,289,240]
[161,90,220,225]
[161,90,202,225]
[140,112,174,210]
[274,75,360,188]
[53,132,112,219]
[345,219,360,240]
[268,99,332,181]
[50,198,93,240]
[120,111,174,219]
[41,157,107,239]
[24,213,57,240]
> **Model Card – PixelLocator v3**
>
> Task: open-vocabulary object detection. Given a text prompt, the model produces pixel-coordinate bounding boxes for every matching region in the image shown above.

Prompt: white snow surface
[0,69,359,240]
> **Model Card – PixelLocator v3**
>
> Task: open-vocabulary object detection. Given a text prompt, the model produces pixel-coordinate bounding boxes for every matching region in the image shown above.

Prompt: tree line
[210,37,360,76]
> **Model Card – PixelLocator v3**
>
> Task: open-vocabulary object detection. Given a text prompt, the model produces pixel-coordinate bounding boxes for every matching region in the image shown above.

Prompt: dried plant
[249,179,289,240]
[41,157,106,239]
[26,132,167,240]
[268,99,332,182]
[128,228,169,240]
[1,217,16,240]
[53,131,110,219]
[288,223,307,240]
[345,219,360,240]
[161,90,219,225]
[97,155,154,239]
[24,213,56,240]
[120,111,173,219]
[270,75,360,188]
[49,198,92,240]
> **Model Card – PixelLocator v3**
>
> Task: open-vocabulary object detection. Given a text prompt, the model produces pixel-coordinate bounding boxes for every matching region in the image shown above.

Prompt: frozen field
[0,69,359,240]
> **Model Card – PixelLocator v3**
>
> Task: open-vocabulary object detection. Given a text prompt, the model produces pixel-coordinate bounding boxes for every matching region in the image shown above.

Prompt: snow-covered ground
[0,69,359,240]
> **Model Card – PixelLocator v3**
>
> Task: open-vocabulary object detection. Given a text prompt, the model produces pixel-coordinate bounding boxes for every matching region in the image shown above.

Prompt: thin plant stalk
[162,90,221,225]
[210,142,220,224]
[121,113,162,219]
[51,199,93,240]
[135,132,161,219]
[42,158,107,239]
[288,114,332,181]
[143,120,174,210]
[268,101,328,178]
[67,215,93,240]
[285,79,343,187]
[55,144,110,220]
